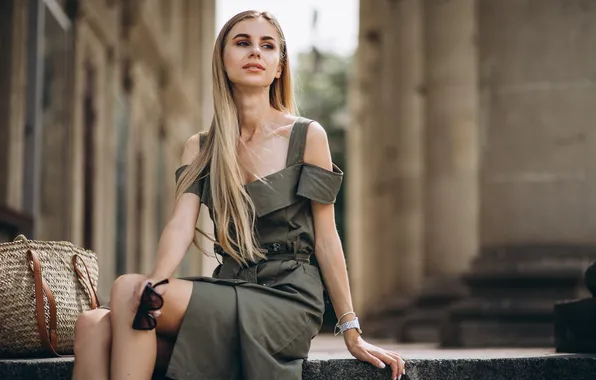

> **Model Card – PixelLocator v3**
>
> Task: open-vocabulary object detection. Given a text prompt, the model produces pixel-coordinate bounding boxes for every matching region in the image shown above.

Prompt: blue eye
[263,44,274,50]
[237,41,249,47]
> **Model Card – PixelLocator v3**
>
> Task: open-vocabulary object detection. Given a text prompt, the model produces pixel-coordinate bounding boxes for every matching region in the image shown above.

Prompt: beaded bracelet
[334,317,363,336]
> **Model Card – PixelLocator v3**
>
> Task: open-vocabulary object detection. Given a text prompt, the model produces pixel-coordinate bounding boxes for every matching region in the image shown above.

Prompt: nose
[249,44,261,58]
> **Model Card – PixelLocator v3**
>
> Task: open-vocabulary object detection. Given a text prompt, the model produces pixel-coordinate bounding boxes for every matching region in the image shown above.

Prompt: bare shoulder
[305,121,328,143]
[180,132,204,166]
[304,121,332,170]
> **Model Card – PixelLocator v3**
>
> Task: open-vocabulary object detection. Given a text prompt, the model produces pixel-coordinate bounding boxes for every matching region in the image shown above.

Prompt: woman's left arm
[303,122,406,380]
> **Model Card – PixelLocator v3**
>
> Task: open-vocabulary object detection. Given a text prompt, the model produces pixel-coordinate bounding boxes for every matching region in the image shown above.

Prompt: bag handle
[27,250,60,356]
[72,254,99,309]
[27,250,99,356]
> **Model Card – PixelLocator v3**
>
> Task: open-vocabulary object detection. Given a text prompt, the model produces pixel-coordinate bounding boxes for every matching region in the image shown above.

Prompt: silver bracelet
[337,311,355,324]
[334,317,363,336]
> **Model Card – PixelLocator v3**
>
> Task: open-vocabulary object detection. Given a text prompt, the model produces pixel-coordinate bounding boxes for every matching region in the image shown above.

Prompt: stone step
[2,350,595,380]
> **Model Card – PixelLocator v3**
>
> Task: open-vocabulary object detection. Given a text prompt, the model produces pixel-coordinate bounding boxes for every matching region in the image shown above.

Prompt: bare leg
[72,308,177,380]
[72,309,111,380]
[153,337,176,379]
[109,274,193,380]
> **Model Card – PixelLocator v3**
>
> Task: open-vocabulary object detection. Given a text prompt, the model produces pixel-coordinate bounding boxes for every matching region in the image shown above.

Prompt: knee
[74,309,111,354]
[109,273,145,313]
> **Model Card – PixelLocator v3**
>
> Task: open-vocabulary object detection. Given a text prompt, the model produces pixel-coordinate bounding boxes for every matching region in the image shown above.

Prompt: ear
[275,63,283,79]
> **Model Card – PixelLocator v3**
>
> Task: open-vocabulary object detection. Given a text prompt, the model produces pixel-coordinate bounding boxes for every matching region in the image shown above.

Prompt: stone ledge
[2,354,596,380]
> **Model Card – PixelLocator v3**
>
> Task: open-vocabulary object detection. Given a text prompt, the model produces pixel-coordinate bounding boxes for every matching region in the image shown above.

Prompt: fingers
[361,351,387,370]
[151,310,162,318]
[136,278,150,298]
[387,352,406,377]
[155,283,168,296]
[353,346,406,379]
[372,351,400,379]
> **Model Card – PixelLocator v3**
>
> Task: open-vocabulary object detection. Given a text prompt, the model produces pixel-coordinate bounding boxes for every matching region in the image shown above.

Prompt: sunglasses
[132,279,169,331]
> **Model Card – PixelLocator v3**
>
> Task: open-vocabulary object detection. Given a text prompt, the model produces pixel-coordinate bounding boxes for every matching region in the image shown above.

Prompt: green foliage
[293,49,352,253]
[294,48,352,131]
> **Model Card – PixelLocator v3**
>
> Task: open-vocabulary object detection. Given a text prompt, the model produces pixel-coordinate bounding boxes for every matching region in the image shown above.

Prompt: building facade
[350,0,596,346]
[0,0,215,297]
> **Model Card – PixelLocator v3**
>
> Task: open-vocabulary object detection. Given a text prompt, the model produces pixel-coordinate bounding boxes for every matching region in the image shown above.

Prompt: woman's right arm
[149,134,203,280]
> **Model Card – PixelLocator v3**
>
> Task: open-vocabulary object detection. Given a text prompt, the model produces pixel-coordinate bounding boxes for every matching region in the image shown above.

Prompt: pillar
[423,0,479,278]
[350,0,425,320]
[445,0,596,347]
[1,0,28,211]
[0,0,14,205]
[393,0,480,343]
[71,2,119,296]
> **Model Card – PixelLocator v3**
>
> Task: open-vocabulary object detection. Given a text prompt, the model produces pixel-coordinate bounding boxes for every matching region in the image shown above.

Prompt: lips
[243,63,265,70]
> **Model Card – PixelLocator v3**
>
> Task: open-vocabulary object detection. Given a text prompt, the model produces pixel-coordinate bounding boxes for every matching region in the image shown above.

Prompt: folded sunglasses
[132,278,169,331]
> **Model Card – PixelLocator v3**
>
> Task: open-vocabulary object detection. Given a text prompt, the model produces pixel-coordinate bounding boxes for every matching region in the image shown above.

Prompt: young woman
[72,10,406,380]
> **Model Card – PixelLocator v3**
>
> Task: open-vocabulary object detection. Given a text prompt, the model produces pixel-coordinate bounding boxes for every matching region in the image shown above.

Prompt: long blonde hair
[176,10,295,266]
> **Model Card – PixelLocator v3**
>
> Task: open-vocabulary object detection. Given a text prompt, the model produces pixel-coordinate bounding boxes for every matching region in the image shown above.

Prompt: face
[223,17,283,88]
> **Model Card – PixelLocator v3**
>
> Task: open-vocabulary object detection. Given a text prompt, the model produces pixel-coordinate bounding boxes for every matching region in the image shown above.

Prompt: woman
[72,10,406,380]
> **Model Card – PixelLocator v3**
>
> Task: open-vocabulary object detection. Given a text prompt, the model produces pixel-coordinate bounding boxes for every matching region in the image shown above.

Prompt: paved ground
[310,334,562,360]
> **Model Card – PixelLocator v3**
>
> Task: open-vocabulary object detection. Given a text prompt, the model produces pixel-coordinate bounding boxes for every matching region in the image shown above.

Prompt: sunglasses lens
[133,311,157,330]
[141,286,163,310]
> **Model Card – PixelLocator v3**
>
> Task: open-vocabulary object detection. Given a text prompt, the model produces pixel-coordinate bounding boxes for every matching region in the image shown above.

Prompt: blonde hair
[176,10,295,266]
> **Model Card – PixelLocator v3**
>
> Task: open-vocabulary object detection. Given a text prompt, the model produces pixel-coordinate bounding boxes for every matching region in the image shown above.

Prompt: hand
[135,277,169,318]
[345,333,406,380]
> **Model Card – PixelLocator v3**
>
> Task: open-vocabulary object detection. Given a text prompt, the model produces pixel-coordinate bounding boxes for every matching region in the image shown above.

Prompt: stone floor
[310,334,559,360]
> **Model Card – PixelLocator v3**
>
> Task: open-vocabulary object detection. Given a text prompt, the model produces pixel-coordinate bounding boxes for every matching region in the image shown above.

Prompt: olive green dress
[166,118,343,380]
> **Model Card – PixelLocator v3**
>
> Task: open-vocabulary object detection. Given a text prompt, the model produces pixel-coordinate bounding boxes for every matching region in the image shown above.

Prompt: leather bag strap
[72,254,99,309]
[26,250,99,356]
[27,250,60,356]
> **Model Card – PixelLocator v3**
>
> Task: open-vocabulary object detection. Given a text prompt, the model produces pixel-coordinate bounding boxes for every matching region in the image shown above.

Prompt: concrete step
[2,349,595,379]
[2,335,596,379]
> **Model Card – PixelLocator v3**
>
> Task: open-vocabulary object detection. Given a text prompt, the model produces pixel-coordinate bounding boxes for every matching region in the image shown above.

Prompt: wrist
[149,271,170,281]
[339,313,356,323]
[343,328,361,347]
[334,315,363,337]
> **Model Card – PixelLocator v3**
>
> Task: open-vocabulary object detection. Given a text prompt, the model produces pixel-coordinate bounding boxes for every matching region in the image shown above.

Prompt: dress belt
[214,244,311,264]
[213,245,311,283]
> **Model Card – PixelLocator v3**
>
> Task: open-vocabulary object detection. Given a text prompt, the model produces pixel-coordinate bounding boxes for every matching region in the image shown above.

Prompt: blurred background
[1,0,596,349]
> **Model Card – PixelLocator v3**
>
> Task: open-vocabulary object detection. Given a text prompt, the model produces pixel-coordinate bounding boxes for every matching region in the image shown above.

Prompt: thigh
[153,336,175,378]
[155,278,194,338]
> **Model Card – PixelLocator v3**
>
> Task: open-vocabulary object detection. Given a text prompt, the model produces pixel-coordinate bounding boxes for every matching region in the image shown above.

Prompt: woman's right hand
[135,277,169,318]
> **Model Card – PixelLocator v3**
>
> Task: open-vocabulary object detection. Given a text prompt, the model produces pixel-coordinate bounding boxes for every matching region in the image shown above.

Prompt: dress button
[272,243,281,252]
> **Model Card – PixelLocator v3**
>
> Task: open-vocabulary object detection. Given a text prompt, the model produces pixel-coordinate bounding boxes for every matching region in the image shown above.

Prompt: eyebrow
[232,33,276,42]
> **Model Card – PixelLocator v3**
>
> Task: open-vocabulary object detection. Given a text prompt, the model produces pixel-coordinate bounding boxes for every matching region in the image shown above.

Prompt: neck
[233,85,275,138]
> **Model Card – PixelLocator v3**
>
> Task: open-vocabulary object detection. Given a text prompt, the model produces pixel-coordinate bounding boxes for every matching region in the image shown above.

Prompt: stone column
[348,0,383,315]
[398,0,479,343]
[6,0,28,210]
[129,62,162,277]
[71,5,119,296]
[0,0,27,211]
[444,0,596,347]
[350,0,425,323]
[423,0,479,278]
[0,0,14,205]
[197,0,218,278]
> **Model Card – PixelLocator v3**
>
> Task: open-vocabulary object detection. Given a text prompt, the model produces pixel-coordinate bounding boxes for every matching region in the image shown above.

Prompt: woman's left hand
[344,332,406,379]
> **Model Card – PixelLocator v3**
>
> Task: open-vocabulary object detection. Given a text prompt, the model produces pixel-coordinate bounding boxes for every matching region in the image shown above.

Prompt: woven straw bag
[0,235,99,357]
